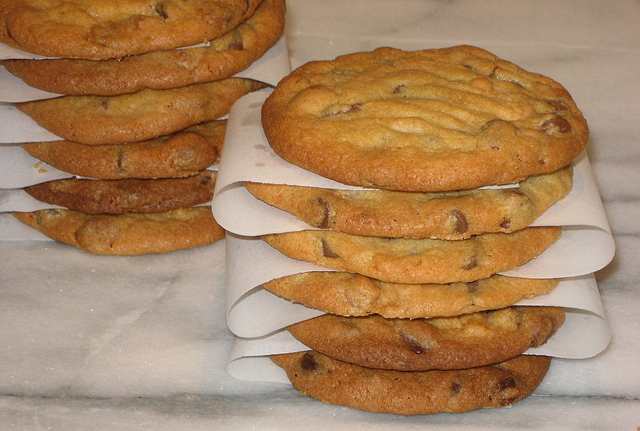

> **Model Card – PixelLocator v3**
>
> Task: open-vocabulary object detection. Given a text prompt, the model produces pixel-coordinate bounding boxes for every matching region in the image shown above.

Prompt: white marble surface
[1,0,640,429]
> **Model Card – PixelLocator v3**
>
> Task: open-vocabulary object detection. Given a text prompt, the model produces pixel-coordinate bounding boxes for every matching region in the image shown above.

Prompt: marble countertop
[2,0,640,429]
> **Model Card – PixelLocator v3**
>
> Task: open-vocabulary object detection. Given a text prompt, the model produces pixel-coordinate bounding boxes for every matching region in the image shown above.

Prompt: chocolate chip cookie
[261,226,561,284]
[0,0,262,59]
[21,120,226,179]
[16,78,266,145]
[24,170,216,214]
[246,166,572,239]
[271,350,551,415]
[12,206,224,255]
[286,306,564,371]
[262,46,588,192]
[262,272,559,318]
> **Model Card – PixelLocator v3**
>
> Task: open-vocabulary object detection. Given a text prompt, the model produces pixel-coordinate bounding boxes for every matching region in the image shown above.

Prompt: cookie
[12,206,224,255]
[21,120,226,179]
[24,170,216,214]
[246,166,572,239]
[261,227,561,284]
[16,78,266,145]
[262,45,589,192]
[271,351,551,415]
[3,0,285,96]
[262,272,559,319]
[287,306,564,371]
[0,0,262,59]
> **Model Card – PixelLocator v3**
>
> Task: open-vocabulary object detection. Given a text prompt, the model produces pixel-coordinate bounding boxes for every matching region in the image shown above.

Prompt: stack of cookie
[247,46,589,414]
[0,0,285,254]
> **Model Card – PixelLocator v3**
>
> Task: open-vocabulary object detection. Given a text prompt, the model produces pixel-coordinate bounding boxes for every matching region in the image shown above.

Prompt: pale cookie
[24,170,216,214]
[12,206,224,255]
[16,78,266,145]
[262,272,559,319]
[262,45,589,192]
[0,0,262,59]
[3,0,285,95]
[246,166,572,239]
[261,227,561,284]
[21,120,226,179]
[271,351,551,415]
[287,306,564,371]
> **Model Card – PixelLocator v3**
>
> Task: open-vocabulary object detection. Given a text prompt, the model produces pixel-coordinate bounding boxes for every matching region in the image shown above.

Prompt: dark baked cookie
[16,78,266,145]
[12,206,224,255]
[0,0,262,59]
[262,46,588,192]
[262,272,559,318]
[3,0,285,95]
[24,170,216,214]
[271,350,552,415]
[21,120,226,179]
[287,306,564,371]
[261,227,562,284]
[246,166,572,239]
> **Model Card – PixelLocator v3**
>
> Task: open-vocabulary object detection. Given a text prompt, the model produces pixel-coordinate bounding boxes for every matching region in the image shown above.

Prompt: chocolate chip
[496,377,516,391]
[392,84,406,94]
[500,218,511,229]
[452,210,469,234]
[200,175,212,185]
[400,334,429,354]
[100,98,109,110]
[316,198,331,229]
[116,148,125,172]
[227,41,244,50]
[451,381,462,396]
[548,99,568,112]
[154,2,168,19]
[346,103,362,113]
[467,281,480,292]
[541,116,571,134]
[462,254,478,270]
[300,352,320,372]
[321,239,340,258]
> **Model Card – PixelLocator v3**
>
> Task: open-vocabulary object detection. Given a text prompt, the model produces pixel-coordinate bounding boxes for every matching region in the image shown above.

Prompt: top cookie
[0,0,261,59]
[262,45,589,192]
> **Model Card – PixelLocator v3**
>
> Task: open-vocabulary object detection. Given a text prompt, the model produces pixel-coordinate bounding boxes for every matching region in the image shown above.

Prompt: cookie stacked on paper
[250,46,589,414]
[1,0,286,254]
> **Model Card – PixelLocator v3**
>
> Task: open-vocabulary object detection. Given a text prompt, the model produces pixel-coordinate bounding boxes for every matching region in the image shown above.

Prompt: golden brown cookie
[16,78,266,145]
[246,166,572,239]
[3,0,285,95]
[21,120,226,179]
[271,351,551,415]
[24,170,216,214]
[0,0,262,59]
[12,206,224,255]
[287,307,564,371]
[261,227,561,284]
[262,46,589,192]
[262,272,559,319]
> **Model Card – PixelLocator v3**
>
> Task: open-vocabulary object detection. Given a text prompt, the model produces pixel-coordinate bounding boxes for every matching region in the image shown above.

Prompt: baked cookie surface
[25,170,216,214]
[262,45,589,192]
[261,226,561,284]
[16,78,265,145]
[246,166,572,239]
[21,120,226,179]
[3,0,285,95]
[12,206,224,255]
[287,306,564,371]
[271,351,551,415]
[0,0,262,59]
[263,272,559,319]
